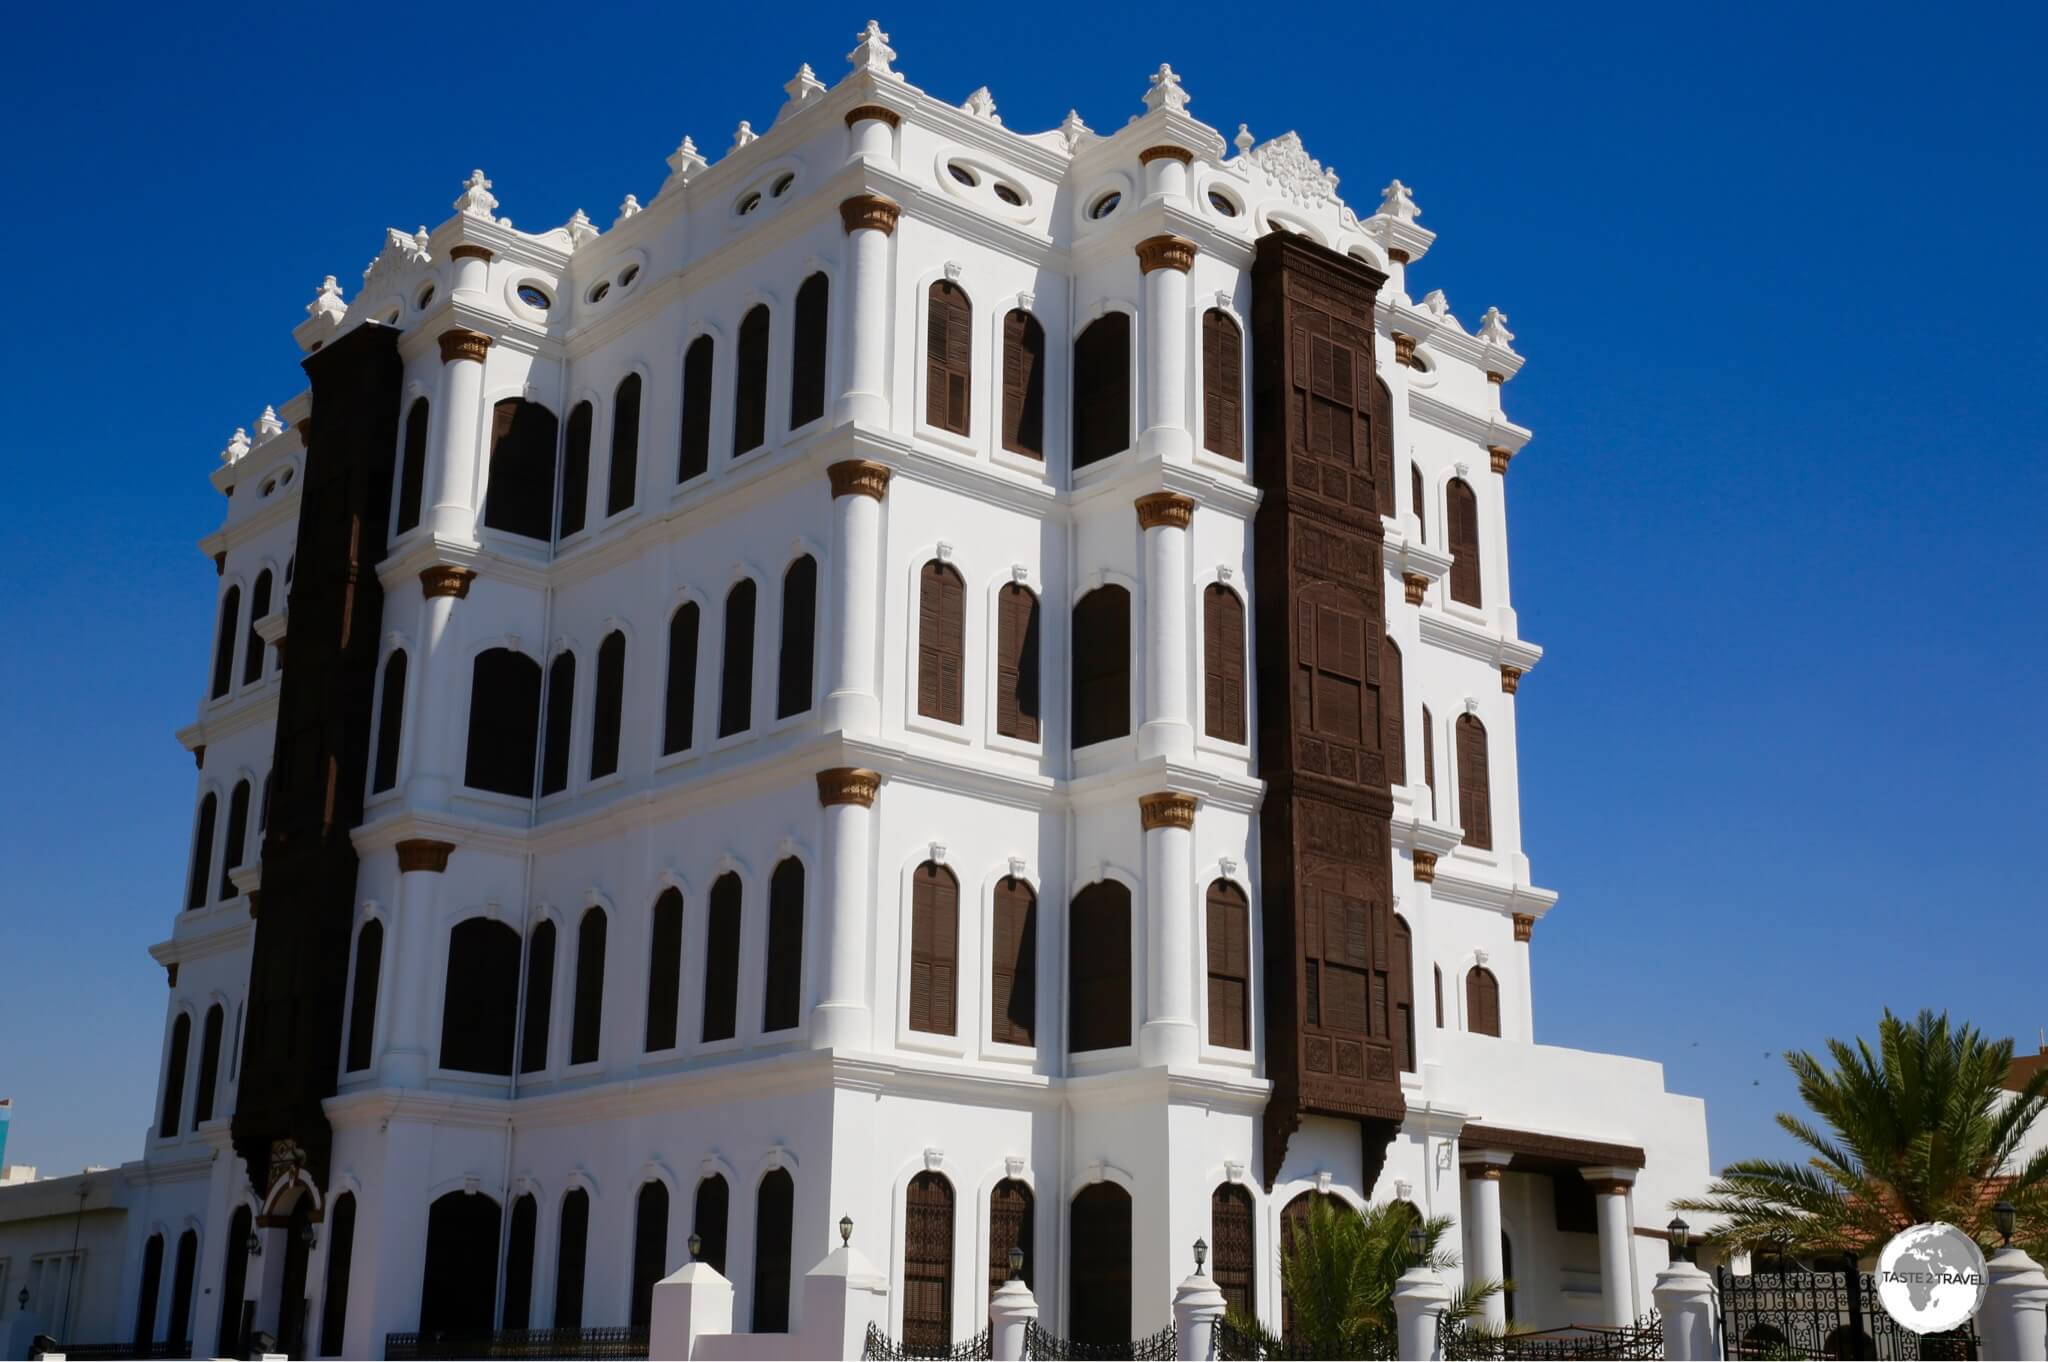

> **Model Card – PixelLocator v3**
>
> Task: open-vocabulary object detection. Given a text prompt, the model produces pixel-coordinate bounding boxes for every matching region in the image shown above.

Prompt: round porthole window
[771,173,796,198]
[415,283,436,309]
[518,284,552,309]
[618,264,640,289]
[1089,191,1122,220]
[280,467,294,487]
[588,280,611,305]
[947,162,979,187]
[994,182,1023,206]
[736,191,762,215]
[1208,190,1239,218]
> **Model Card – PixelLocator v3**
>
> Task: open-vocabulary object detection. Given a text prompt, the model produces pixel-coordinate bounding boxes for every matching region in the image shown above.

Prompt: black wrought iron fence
[1211,1316,1396,1359]
[1718,1267,1977,1360]
[1023,1319,1178,1359]
[384,1326,650,1359]
[1439,1312,1663,1360]
[862,1321,995,1359]
[30,1341,190,1361]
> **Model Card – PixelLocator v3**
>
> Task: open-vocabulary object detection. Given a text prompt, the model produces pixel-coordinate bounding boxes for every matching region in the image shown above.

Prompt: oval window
[947,163,979,187]
[771,173,796,197]
[736,191,762,215]
[994,182,1023,206]
[1208,190,1239,218]
[618,264,640,289]
[415,283,436,309]
[518,284,552,310]
[588,280,611,304]
[1089,191,1121,220]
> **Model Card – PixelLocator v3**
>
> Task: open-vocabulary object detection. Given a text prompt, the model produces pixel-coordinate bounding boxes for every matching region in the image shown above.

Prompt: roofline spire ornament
[222,428,251,464]
[848,20,899,79]
[306,275,346,322]
[1478,306,1516,349]
[662,136,708,197]
[782,62,827,116]
[256,406,283,440]
[1144,62,1190,113]
[616,194,642,225]
[731,120,757,152]
[962,86,1000,123]
[566,209,598,250]
[454,169,499,221]
[1376,178,1420,224]
[1057,109,1092,155]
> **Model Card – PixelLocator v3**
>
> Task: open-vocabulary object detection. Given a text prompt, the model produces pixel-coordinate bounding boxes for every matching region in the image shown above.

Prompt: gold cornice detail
[1402,573,1428,606]
[828,459,892,501]
[839,193,901,236]
[419,565,478,600]
[844,105,901,128]
[817,767,882,809]
[437,328,492,365]
[1139,791,1199,832]
[1136,234,1198,274]
[1387,248,1412,265]
[1134,491,1196,532]
[1412,849,1438,883]
[1138,145,1194,165]
[396,838,456,874]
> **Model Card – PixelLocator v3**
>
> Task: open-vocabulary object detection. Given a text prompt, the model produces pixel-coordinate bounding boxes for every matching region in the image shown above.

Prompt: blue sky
[1,2,2042,1179]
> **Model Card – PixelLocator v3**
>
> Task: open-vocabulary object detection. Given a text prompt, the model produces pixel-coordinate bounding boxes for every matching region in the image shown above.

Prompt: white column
[836,195,899,427]
[1652,1257,1722,1362]
[1983,1244,2048,1362]
[1393,1263,1451,1361]
[1136,493,1195,760]
[424,329,491,542]
[1584,1168,1638,1325]
[247,1222,291,1341]
[822,462,889,735]
[1140,145,1192,206]
[1171,1265,1227,1362]
[989,1276,1038,1362]
[1139,792,1199,1068]
[812,769,880,1051]
[1461,1153,1510,1331]
[1137,236,1195,461]
[379,840,454,1087]
[405,568,474,809]
[448,242,492,297]
[844,105,898,167]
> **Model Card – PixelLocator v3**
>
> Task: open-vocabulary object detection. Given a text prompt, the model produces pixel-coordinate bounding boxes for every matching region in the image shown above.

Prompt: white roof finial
[1421,289,1450,320]
[783,62,826,109]
[455,169,499,220]
[1376,179,1420,224]
[616,194,642,225]
[306,275,346,321]
[1143,62,1190,113]
[1478,307,1515,348]
[848,20,897,78]
[256,406,284,440]
[1234,124,1254,157]
[1058,109,1092,155]
[730,120,756,152]
[962,86,1000,123]
[666,136,707,185]
[566,209,598,250]
[222,428,251,464]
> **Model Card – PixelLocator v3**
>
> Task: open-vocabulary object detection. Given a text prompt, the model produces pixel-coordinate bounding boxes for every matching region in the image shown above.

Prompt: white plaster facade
[6,25,1712,1359]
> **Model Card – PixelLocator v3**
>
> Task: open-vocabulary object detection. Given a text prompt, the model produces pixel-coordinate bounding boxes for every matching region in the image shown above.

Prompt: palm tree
[1226,1198,1503,1357]
[1674,1009,2048,1255]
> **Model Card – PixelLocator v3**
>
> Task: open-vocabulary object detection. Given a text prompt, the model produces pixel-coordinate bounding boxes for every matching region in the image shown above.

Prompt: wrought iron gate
[1717,1266,1977,1360]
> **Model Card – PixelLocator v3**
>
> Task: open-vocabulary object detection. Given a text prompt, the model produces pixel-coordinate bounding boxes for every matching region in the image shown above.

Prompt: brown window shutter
[1410,462,1425,543]
[1210,1184,1255,1319]
[679,336,713,482]
[1447,478,1482,607]
[1380,635,1405,785]
[995,584,1041,742]
[762,859,803,1031]
[917,561,965,724]
[1371,377,1394,517]
[1073,313,1131,468]
[734,306,769,456]
[1001,310,1046,458]
[1202,310,1243,460]
[1456,714,1492,850]
[607,373,642,517]
[1203,586,1246,743]
[1422,704,1436,818]
[1467,966,1500,1037]
[1068,881,1131,1053]
[1392,916,1415,1072]
[909,862,959,1035]
[1205,880,1249,1049]
[790,273,829,429]
[990,877,1037,1046]
[902,1173,956,1350]
[926,281,972,436]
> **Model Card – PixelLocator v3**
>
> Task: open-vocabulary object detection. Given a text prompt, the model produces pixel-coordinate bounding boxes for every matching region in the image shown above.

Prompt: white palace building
[0,23,1712,1359]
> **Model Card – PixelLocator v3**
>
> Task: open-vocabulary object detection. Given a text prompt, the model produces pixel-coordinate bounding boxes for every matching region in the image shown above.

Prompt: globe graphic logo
[1875,1222,1988,1334]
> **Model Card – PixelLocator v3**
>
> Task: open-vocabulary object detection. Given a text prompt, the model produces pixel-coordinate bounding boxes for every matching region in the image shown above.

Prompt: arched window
[777,556,817,719]
[1381,637,1406,785]
[1371,377,1394,519]
[346,920,382,1073]
[243,570,272,686]
[465,648,542,797]
[194,1002,224,1122]
[569,907,607,1065]
[439,917,521,1074]
[607,373,643,516]
[1072,313,1131,468]
[559,400,592,538]
[1201,309,1243,460]
[791,273,829,429]
[502,1193,536,1330]
[395,397,429,535]
[555,1188,590,1327]
[217,1204,252,1356]
[1001,309,1046,459]
[1206,880,1250,1050]
[1210,1183,1255,1318]
[210,585,241,699]
[995,583,1040,742]
[220,778,251,899]
[926,280,972,436]
[1202,585,1246,743]
[1422,704,1437,818]
[917,560,966,724]
[135,1232,165,1346]
[703,872,741,1042]
[1071,586,1130,748]
[320,1192,357,1354]
[1456,714,1492,850]
[482,398,559,540]
[1447,477,1482,607]
[664,602,701,754]
[752,1169,796,1331]
[763,858,804,1032]
[590,630,626,780]
[1434,965,1444,1029]
[520,920,555,1074]
[372,650,407,793]
[902,1172,956,1350]
[168,1228,199,1348]
[679,335,714,482]
[160,1012,191,1137]
[1280,1193,1355,1338]
[1467,965,1502,1037]
[1296,583,1372,764]
[718,580,757,738]
[1068,881,1131,1053]
[539,649,576,798]
[988,1179,1034,1298]
[420,1190,501,1334]
[990,876,1036,1047]
[1393,917,1416,1072]
[185,793,216,910]
[1068,1183,1132,1346]
[694,1175,731,1276]
[631,1180,670,1329]
[733,304,770,456]
[646,889,684,1051]
[1410,462,1426,544]
[909,861,958,1036]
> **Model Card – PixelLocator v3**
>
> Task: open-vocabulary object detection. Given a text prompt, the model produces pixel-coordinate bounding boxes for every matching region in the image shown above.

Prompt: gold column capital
[1412,849,1438,883]
[396,839,456,874]
[1402,573,1428,606]
[1138,145,1194,166]
[1139,791,1199,831]
[1134,491,1196,531]
[419,565,477,599]
[437,328,492,365]
[817,767,882,809]
[827,459,892,501]
[1136,234,1198,274]
[839,193,901,236]
[844,105,901,128]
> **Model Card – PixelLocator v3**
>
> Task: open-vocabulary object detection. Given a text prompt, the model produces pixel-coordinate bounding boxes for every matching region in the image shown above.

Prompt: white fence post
[649,1260,732,1361]
[1651,1258,1720,1361]
[1392,1265,1450,1362]
[1982,1244,2048,1362]
[799,1237,890,1360]
[988,1276,1038,1361]
[1171,1267,1227,1362]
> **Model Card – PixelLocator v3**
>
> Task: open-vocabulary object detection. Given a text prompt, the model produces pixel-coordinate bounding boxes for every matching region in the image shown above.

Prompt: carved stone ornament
[1392,333,1419,367]
[306,275,347,322]
[565,209,598,251]
[1412,849,1439,883]
[1402,573,1428,606]
[816,767,882,809]
[844,104,901,128]
[256,406,284,440]
[1136,234,1197,274]
[447,244,494,263]
[1247,131,1341,208]
[666,136,708,186]
[730,121,756,152]
[1478,307,1515,348]
[1134,491,1196,531]
[962,86,1000,122]
[839,193,902,237]
[1376,179,1420,224]
[454,169,499,221]
[1512,912,1535,943]
[1138,791,1199,831]
[827,459,892,501]
[1500,666,1523,695]
[1143,63,1191,114]
[419,565,478,599]
[1138,145,1193,165]
[1489,445,1514,475]
[437,328,492,365]
[783,63,826,113]
[847,19,899,78]
[396,839,456,874]
[1057,110,1092,155]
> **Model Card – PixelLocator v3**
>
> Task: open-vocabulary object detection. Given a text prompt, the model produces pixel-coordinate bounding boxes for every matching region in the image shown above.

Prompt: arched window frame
[588,626,628,782]
[700,868,747,1047]
[982,867,1038,1054]
[344,910,387,1076]
[185,787,219,911]
[1200,875,1252,1058]
[774,550,820,722]
[558,397,595,540]
[464,642,544,799]
[242,568,273,687]
[1455,711,1493,852]
[393,392,431,538]
[1198,304,1246,463]
[762,856,806,1034]
[520,913,559,1076]
[1067,874,1135,1057]
[219,776,252,901]
[751,1165,797,1332]
[1070,578,1135,751]
[536,644,579,799]
[1199,578,1248,748]
[716,574,761,742]
[436,914,523,1076]
[480,396,561,542]
[1466,962,1502,1037]
[567,902,609,1067]
[1071,305,1136,472]
[369,638,411,798]
[605,370,645,518]
[732,301,774,459]
[911,554,968,731]
[193,999,226,1124]
[898,1168,958,1350]
[644,884,687,1053]
[986,574,1042,751]
[900,858,961,1050]
[920,274,974,445]
[659,594,707,759]
[159,1006,194,1139]
[788,269,832,432]
[1444,474,1484,611]
[677,326,720,485]
[992,300,1048,470]
[209,581,242,701]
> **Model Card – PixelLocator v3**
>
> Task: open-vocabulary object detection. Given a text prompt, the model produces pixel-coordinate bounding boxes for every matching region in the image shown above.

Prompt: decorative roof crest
[454,169,499,221]
[1057,109,1092,155]
[730,120,757,152]
[222,428,250,464]
[1233,124,1254,158]
[847,20,899,79]
[255,406,284,440]
[782,63,827,115]
[1478,307,1516,349]
[616,194,642,224]
[1376,178,1420,224]
[1143,63,1190,113]
[661,135,708,197]
[962,86,1000,123]
[566,209,598,250]
[1247,131,1341,208]
[306,275,347,322]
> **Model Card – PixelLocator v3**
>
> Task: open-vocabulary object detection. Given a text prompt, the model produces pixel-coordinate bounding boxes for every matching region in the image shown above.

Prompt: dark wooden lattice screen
[903,1172,956,1351]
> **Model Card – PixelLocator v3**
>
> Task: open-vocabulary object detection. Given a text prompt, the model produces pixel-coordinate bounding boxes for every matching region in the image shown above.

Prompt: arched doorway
[1068,1183,1132,1347]
[419,1190,502,1335]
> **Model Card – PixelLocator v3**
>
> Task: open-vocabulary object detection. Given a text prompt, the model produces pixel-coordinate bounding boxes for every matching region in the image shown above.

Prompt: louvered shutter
[1467,967,1501,1037]
[1002,310,1045,458]
[1205,881,1249,1049]
[1202,310,1243,460]
[1203,586,1246,743]
[1381,636,1405,785]
[918,562,965,724]
[1410,463,1426,543]
[909,863,958,1035]
[996,584,1040,742]
[990,877,1036,1046]
[1422,705,1437,818]
[1392,917,1415,1072]
[1456,714,1492,850]
[1371,377,1394,517]
[1447,478,1482,607]
[926,282,971,436]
